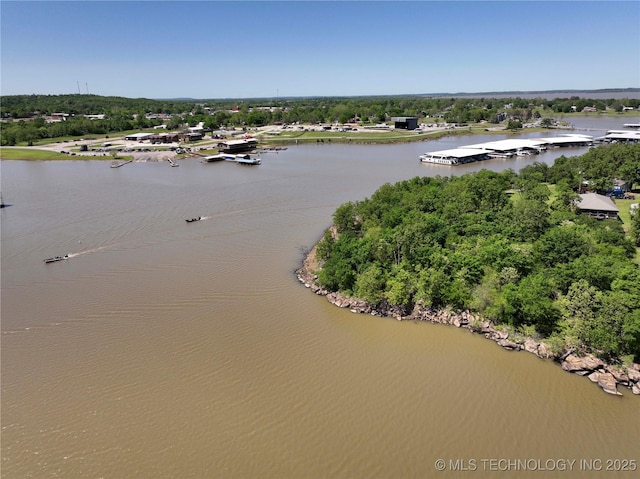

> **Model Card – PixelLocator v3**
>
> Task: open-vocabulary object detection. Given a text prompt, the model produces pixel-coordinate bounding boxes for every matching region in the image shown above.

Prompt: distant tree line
[315,144,640,362]
[2,93,639,146]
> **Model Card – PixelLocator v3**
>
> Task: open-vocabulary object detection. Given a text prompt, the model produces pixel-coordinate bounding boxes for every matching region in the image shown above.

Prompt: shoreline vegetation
[294,145,640,397]
[296,242,640,397]
[2,91,639,158]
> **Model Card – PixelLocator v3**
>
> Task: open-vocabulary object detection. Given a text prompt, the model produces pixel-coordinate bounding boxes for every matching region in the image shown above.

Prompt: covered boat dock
[595,130,640,144]
[465,138,548,157]
[420,148,490,165]
[421,134,595,165]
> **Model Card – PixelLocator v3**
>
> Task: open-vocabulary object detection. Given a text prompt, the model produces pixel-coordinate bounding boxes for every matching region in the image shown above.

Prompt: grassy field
[616,197,639,230]
[0,148,99,161]
[0,147,137,161]
[19,128,159,148]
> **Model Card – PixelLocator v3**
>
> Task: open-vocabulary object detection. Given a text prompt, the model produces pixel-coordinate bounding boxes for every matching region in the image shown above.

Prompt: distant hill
[420,88,640,100]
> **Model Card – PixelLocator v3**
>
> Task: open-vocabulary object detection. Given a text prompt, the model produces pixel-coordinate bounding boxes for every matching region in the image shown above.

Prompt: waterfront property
[217,138,258,153]
[576,193,620,220]
[465,138,547,157]
[596,129,640,143]
[421,134,594,165]
[419,148,489,165]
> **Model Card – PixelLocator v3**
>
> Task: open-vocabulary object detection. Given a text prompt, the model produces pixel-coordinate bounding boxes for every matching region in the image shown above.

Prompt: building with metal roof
[595,130,640,143]
[217,138,258,153]
[540,134,594,147]
[465,139,547,157]
[124,132,154,141]
[420,148,490,165]
[576,193,619,220]
[419,134,595,165]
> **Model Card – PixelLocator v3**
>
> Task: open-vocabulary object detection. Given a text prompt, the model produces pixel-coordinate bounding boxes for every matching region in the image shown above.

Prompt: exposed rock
[537,342,552,359]
[524,338,540,355]
[487,329,509,342]
[561,354,605,373]
[627,367,640,383]
[608,367,629,386]
[476,320,494,334]
[597,372,622,396]
[497,338,521,351]
[296,246,637,395]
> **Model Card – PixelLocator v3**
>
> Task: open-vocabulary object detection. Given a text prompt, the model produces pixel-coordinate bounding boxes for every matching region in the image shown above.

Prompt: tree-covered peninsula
[311,145,640,366]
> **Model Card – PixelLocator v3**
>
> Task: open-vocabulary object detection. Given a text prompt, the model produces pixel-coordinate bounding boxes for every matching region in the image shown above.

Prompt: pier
[110,159,133,168]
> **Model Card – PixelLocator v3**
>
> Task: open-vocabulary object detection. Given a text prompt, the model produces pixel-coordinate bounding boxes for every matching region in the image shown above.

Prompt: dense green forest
[315,144,640,362]
[2,93,639,146]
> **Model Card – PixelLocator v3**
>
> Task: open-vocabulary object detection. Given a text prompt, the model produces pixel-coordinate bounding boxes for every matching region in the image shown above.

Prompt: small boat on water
[44,254,69,263]
[185,217,202,223]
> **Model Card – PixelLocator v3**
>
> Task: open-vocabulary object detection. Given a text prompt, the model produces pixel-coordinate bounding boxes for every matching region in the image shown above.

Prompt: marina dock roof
[539,134,593,146]
[465,135,593,152]
[597,130,640,142]
[424,148,491,158]
[465,139,546,152]
[420,133,598,166]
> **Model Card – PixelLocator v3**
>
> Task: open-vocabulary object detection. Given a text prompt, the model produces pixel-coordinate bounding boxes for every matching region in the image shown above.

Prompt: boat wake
[67,244,112,257]
[188,210,246,222]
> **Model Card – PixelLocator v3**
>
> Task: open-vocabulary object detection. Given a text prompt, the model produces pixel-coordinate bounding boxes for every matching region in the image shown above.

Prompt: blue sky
[1,1,639,99]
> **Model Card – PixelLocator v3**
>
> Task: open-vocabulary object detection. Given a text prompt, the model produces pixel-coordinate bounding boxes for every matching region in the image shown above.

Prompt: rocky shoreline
[296,245,640,396]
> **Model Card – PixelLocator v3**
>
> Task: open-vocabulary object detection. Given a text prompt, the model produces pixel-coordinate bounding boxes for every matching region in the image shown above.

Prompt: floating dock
[420,134,594,166]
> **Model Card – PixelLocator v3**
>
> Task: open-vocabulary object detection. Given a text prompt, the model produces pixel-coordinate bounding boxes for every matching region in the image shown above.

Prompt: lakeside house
[576,193,620,220]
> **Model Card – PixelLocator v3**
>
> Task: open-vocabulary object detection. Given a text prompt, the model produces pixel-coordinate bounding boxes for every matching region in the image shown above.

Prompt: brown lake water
[2,120,639,478]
